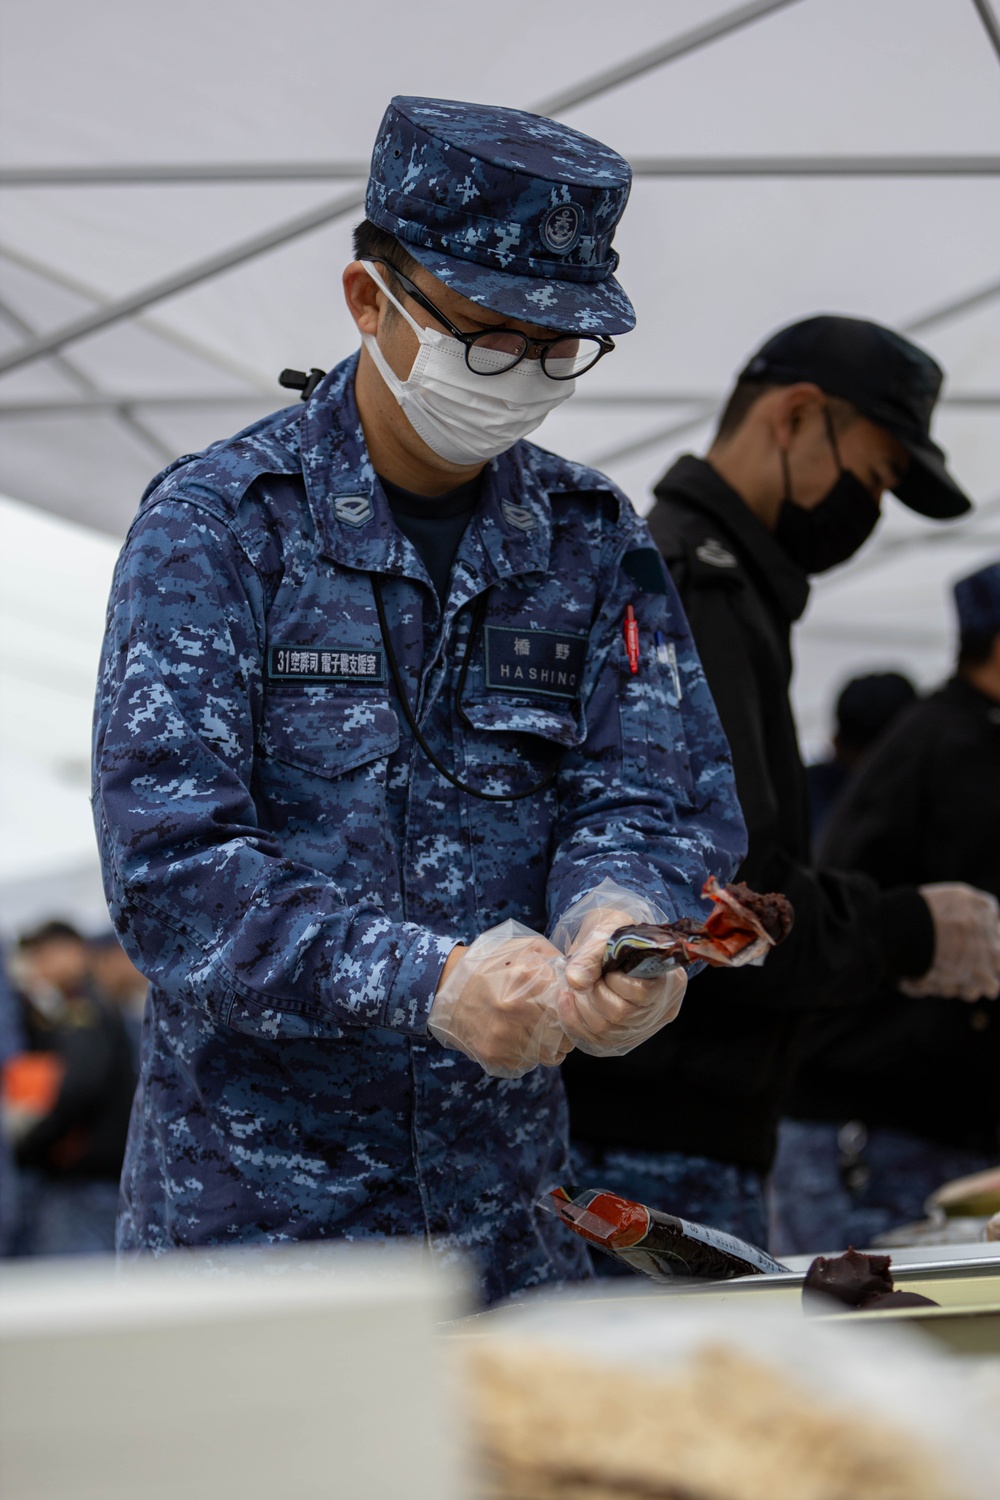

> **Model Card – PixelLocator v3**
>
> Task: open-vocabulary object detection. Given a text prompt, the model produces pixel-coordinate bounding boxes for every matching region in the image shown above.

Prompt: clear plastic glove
[899,883,1000,1002]
[427,921,572,1079]
[550,879,688,1057]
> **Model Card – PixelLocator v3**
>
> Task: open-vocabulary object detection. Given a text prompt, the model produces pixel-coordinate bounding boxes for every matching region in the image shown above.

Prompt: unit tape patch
[484,626,587,699]
[267,645,385,684]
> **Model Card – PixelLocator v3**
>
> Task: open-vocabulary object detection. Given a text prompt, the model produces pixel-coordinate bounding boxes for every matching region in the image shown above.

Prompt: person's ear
[342,261,383,336]
[771,382,825,450]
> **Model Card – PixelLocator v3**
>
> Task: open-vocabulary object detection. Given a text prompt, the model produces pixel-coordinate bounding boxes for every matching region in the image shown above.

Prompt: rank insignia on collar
[334,493,374,528]
[501,499,536,532]
[695,539,738,568]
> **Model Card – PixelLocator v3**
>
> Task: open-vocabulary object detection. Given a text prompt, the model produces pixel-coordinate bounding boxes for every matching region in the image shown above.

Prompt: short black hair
[958,629,999,670]
[835,671,917,752]
[713,379,860,444]
[714,381,778,442]
[18,920,84,950]
[351,219,417,286]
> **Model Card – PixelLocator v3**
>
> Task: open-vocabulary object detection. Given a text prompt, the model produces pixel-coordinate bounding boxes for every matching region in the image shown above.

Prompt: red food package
[603,878,794,977]
[540,1186,786,1281]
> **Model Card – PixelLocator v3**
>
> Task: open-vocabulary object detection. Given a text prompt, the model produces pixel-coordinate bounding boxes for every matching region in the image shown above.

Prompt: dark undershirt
[378,471,483,601]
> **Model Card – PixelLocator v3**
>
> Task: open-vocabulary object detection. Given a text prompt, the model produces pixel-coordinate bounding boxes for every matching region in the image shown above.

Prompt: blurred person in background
[9,921,136,1256]
[773,560,1000,1252]
[16,919,90,1009]
[806,670,917,840]
[563,316,1000,1251]
[0,944,28,1254]
[91,97,743,1304]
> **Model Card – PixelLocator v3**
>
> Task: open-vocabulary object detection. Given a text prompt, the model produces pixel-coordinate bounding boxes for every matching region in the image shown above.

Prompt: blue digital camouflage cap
[954,560,1000,639]
[365,96,634,334]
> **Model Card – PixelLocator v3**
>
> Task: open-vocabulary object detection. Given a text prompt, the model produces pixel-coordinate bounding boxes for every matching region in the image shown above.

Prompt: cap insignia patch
[540,203,583,256]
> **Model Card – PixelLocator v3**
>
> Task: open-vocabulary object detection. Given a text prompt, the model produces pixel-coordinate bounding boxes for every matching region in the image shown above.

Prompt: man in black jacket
[773,560,1000,1252]
[563,317,1000,1249]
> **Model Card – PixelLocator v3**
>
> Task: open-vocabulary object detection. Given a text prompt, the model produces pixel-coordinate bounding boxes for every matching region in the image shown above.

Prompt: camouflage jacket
[93,353,745,1303]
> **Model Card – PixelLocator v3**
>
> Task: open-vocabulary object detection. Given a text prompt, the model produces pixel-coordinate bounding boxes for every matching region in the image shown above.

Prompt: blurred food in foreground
[464,1337,961,1500]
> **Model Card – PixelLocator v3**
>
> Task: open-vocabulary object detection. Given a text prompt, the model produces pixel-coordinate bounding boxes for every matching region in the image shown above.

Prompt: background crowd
[0,923,143,1257]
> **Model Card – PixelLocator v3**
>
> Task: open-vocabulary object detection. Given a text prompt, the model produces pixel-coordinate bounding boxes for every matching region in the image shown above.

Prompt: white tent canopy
[1,0,999,918]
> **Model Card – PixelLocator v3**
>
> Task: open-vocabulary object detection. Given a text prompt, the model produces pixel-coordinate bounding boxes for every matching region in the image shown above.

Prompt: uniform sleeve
[93,500,455,1043]
[544,524,747,931]
[671,564,931,1009]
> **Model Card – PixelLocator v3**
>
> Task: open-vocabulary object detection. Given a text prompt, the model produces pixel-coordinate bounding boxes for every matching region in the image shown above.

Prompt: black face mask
[773,411,881,575]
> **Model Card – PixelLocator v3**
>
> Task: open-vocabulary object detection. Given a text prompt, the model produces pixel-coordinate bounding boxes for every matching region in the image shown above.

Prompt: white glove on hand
[900,883,1000,1002]
[427,921,572,1079]
[550,879,688,1057]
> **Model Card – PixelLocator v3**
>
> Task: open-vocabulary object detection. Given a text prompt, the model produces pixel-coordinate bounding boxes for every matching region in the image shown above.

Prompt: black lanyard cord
[370,574,558,804]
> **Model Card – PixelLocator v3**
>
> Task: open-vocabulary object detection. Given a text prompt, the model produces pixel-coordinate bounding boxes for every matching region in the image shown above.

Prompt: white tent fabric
[0,493,118,934]
[1,0,999,919]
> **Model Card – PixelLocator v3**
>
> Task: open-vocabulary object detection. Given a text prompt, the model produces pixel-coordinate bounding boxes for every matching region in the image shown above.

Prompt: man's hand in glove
[556,897,687,1057]
[900,883,1000,1002]
[428,923,572,1079]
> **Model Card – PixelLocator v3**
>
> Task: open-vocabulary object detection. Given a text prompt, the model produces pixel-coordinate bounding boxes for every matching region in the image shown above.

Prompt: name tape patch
[268,645,385,684]
[484,626,587,699]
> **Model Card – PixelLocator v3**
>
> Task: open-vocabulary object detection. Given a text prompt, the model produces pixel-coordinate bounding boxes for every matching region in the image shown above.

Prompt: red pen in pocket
[624,604,640,674]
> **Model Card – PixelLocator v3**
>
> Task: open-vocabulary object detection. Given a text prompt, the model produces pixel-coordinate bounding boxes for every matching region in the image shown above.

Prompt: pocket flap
[260,692,399,778]
[459,695,586,748]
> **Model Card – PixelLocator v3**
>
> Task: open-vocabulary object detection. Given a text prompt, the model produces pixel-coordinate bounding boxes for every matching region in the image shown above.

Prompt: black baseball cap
[738,315,971,519]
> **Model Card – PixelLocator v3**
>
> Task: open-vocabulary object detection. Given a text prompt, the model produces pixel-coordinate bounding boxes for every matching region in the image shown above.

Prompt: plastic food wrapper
[603,876,794,978]
[458,1291,998,1500]
[550,877,670,954]
[541,1186,787,1281]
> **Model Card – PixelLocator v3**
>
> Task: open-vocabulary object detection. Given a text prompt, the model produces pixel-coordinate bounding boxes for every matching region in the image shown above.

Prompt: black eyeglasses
[365,259,614,381]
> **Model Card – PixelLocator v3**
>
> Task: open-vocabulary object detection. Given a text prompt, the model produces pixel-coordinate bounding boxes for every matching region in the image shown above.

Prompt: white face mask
[359,261,575,467]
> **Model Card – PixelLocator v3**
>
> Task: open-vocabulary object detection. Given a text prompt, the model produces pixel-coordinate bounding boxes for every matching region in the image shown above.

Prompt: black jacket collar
[941,674,1000,728]
[654,454,811,623]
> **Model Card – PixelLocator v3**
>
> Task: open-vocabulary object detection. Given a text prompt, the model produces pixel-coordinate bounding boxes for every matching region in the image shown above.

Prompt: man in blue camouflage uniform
[93,96,745,1304]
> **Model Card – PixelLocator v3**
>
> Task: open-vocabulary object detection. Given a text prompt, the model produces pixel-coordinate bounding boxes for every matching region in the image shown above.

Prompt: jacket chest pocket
[259,691,400,778]
[254,692,401,893]
[458,694,586,782]
[456,695,586,930]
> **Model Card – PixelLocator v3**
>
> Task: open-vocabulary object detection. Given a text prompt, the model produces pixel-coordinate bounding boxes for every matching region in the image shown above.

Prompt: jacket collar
[942,674,1000,728]
[299,352,552,588]
[655,454,811,623]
